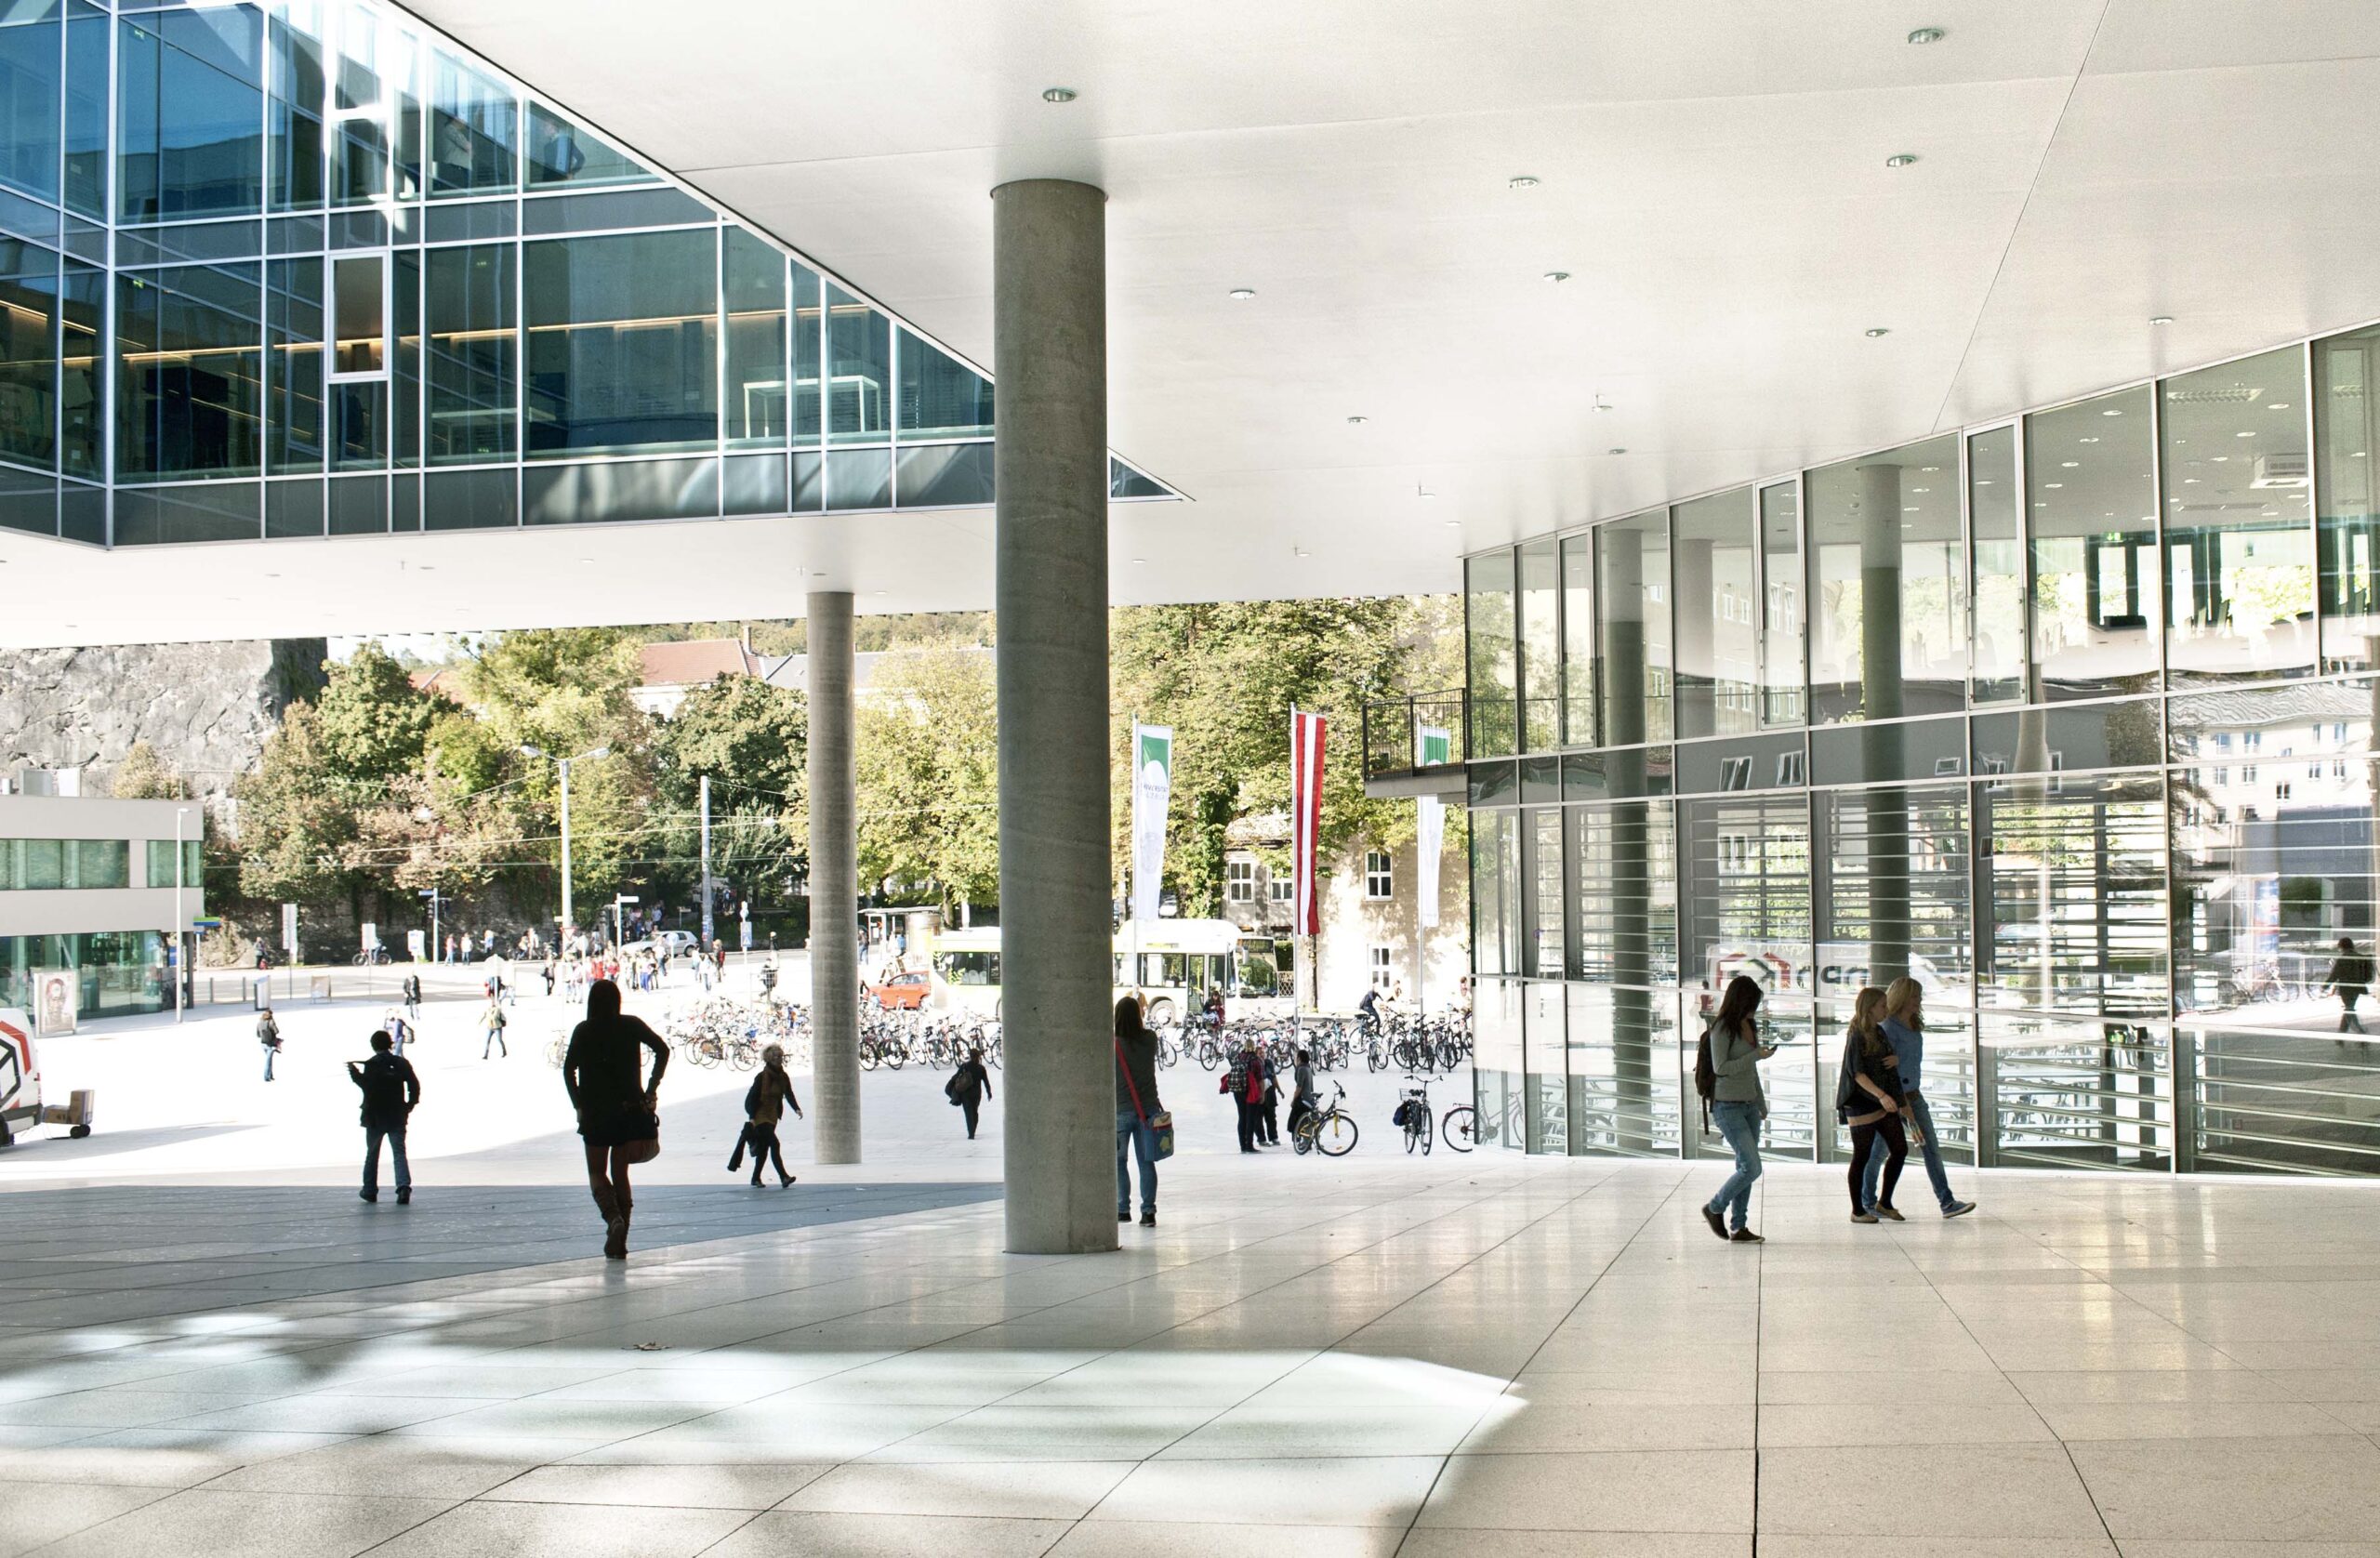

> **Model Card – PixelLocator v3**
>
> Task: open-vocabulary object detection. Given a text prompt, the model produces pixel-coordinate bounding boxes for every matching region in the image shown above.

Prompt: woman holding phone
[1841,985,1913,1223]
[1699,975,1776,1244]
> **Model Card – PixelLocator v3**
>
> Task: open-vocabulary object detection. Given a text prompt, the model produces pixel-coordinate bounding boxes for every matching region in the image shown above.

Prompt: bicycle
[1397,1077,1435,1155]
[1292,1080,1358,1156]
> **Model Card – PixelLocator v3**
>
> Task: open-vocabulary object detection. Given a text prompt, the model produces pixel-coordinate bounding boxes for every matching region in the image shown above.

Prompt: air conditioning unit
[2253,450,2310,489]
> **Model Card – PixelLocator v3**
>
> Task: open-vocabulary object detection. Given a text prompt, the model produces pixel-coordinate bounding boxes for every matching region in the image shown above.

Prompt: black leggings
[744,1124,790,1182]
[1848,1114,1908,1211]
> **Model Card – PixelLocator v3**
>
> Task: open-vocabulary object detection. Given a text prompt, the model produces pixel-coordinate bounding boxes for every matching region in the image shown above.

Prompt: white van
[0,1008,93,1145]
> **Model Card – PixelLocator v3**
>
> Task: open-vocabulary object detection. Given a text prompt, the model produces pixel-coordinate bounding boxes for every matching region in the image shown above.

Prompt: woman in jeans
[1840,985,1912,1223]
[1115,997,1162,1228]
[1700,975,1776,1243]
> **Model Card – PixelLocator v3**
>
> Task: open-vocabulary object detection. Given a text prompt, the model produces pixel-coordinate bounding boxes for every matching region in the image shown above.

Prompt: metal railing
[1362,690,1468,780]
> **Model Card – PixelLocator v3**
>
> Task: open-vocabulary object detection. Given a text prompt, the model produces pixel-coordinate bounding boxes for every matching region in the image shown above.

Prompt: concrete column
[1598,529,1656,1153]
[807,588,861,1163]
[1857,463,1911,985]
[992,178,1114,1255]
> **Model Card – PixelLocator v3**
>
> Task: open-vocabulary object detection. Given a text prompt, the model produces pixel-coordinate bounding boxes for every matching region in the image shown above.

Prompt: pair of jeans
[1847,1114,1908,1212]
[1234,1097,1261,1151]
[1704,1100,1764,1232]
[1116,1107,1157,1214]
[262,1046,276,1081]
[364,1123,410,1194]
[1860,1091,1956,1211]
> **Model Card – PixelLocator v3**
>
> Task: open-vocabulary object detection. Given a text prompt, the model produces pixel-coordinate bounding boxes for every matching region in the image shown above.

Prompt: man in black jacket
[349,1029,420,1205]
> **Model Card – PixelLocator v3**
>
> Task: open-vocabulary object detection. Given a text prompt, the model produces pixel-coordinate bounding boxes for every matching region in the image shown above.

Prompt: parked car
[867,970,932,1010]
[654,930,700,957]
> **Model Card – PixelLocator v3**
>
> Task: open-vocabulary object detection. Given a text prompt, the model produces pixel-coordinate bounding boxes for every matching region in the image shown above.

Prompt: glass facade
[0,0,1170,544]
[1469,335,2380,1177]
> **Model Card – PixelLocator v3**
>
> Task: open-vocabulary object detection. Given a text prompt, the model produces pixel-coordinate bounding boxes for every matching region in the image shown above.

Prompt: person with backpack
[1697,974,1775,1243]
[481,996,509,1060]
[731,1044,800,1187]
[2325,936,2373,1037]
[401,971,422,1026]
[945,1046,993,1140]
[348,1028,420,1205]
[1859,977,1977,1220]
[1222,1040,1263,1152]
[1115,997,1165,1227]
[258,1007,283,1082]
[1837,986,1911,1224]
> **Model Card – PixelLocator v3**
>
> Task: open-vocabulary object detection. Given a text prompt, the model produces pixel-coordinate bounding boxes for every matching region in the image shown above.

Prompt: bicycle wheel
[1441,1105,1477,1152]
[861,1046,879,1071]
[1419,1105,1435,1155]
[885,1045,906,1071]
[1316,1113,1357,1155]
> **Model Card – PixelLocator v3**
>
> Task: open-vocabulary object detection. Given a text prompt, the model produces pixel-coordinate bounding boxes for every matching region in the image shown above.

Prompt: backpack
[1391,1099,1411,1129]
[944,1067,969,1104]
[1692,1022,1720,1132]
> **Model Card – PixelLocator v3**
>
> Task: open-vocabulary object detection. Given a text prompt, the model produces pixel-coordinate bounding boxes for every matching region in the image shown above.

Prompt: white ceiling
[13,0,2380,646]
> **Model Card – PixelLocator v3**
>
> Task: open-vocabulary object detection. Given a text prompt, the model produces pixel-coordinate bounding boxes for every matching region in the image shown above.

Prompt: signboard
[1130,723,1173,922]
[407,929,427,960]
[1415,725,1451,930]
[281,903,298,955]
[360,921,379,951]
[33,972,76,1036]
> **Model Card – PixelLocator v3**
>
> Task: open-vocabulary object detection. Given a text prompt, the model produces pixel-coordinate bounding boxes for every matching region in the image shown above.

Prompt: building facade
[0,0,1165,549]
[1220,812,1465,1016]
[0,792,203,1020]
[1461,327,2380,1178]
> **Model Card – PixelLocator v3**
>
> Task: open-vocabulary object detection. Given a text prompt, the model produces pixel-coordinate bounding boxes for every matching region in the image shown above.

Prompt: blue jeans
[1862,1091,1956,1211]
[1705,1100,1764,1231]
[1117,1108,1157,1215]
[364,1123,410,1194]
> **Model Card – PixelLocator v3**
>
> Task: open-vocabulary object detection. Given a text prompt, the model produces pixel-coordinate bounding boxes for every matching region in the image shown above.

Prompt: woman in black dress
[562,978,669,1260]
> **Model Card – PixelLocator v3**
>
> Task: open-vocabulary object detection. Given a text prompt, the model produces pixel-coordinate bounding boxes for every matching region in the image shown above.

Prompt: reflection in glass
[722,229,785,446]
[1561,533,1595,746]
[2029,388,2159,698]
[1979,771,2166,1020]
[1673,486,1757,739]
[58,254,97,477]
[263,255,322,472]
[1567,799,1677,986]
[523,229,717,457]
[1681,791,1811,1001]
[62,2,105,218]
[2316,325,2380,671]
[0,238,58,470]
[1983,1010,2171,1171]
[0,2,62,204]
[1473,979,1522,1151]
[1759,481,1804,726]
[1815,783,1969,999]
[267,1,324,212]
[427,48,513,196]
[1527,805,1564,978]
[826,284,889,443]
[1470,808,1522,978]
[791,263,821,443]
[1598,510,1672,745]
[118,7,267,221]
[1466,549,1517,759]
[524,101,654,189]
[2162,348,2313,684]
[1524,982,1567,1154]
[1517,537,1558,752]
[116,262,262,479]
[1808,434,1963,723]
[1970,425,2026,703]
[896,328,992,440]
[425,243,511,464]
[1565,982,1679,1157]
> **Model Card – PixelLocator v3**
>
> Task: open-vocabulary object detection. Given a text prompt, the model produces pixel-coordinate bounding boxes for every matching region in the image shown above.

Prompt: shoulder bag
[1116,1038,1174,1160]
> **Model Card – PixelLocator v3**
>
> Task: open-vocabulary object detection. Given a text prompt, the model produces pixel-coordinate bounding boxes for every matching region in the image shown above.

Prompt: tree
[854,645,999,915]
[108,741,184,799]
[650,673,808,917]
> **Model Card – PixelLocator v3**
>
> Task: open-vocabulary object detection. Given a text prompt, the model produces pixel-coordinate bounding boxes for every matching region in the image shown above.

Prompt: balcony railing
[1362,690,1468,780]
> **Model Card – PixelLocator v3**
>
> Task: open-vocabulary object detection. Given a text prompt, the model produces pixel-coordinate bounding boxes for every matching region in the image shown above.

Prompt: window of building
[1365,851,1393,900]
[2163,346,2314,686]
[0,838,131,890]
[2242,764,2257,784]
[1809,433,1964,723]
[826,283,890,443]
[144,838,201,889]
[723,228,787,447]
[1225,860,1254,904]
[1267,873,1293,904]
[2276,782,2293,801]
[118,7,267,221]
[1369,945,1393,992]
[425,243,514,466]
[897,327,993,441]
[523,229,718,458]
[116,262,265,483]
[1673,485,1758,739]
[426,46,515,196]
[2030,386,2160,699]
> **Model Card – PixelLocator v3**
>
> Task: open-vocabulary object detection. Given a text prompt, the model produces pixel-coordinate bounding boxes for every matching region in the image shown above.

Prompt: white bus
[924,919,1281,1025]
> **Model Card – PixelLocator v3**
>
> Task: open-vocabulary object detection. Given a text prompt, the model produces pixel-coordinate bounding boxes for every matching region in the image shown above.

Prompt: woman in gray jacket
[1699,975,1776,1243]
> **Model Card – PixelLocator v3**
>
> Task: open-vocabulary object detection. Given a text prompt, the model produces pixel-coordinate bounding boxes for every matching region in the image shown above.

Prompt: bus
[924,919,1285,1025]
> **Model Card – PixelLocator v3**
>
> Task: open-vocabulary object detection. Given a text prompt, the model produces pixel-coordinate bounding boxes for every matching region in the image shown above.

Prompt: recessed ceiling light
[1607,447,1627,456]
[1865,327,1891,337]
[1885,153,1919,168]
[1542,271,1570,284]
[1593,396,1615,413]
[1041,86,1078,103]
[417,564,435,571]
[2043,482,2064,489]
[1907,26,1945,44]
[1442,520,1461,528]
[2236,430,2255,438]
[2268,403,2292,410]
[1293,548,1309,558]
[1227,287,1256,301]
[871,589,888,596]
[2061,461,2079,468]
[1130,557,1146,564]
[2149,315,2175,326]
[1920,466,1942,472]
[1346,415,1368,425]
[1507,175,1540,191]
[2102,408,2123,416]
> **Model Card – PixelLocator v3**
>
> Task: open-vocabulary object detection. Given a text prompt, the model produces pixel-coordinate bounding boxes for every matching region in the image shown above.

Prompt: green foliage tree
[854,645,999,915]
[650,673,809,918]
[107,741,184,799]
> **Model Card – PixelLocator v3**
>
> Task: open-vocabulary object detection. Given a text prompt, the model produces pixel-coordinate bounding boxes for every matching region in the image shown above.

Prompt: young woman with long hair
[1840,985,1911,1223]
[1699,974,1776,1243]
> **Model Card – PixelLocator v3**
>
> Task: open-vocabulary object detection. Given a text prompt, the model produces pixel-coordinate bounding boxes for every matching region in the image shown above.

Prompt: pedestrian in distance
[562,978,669,1260]
[481,996,508,1059]
[1258,1050,1282,1145]
[541,958,556,998]
[2326,936,2373,1038]
[945,1046,993,1139]
[402,970,422,1025]
[1697,974,1774,1244]
[1222,1040,1263,1152]
[1838,986,1911,1224]
[1286,1047,1317,1141]
[1859,977,1977,1220]
[349,1028,419,1205]
[730,1044,801,1187]
[258,1006,283,1081]
[1115,996,1163,1227]
[383,1007,412,1055]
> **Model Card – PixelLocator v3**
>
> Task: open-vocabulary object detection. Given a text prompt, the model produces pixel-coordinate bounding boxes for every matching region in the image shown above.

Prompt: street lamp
[173,806,191,1023]
[522,744,609,946]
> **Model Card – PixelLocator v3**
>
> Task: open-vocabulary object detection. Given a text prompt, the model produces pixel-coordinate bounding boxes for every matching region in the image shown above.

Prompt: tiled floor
[3,1155,2379,1556]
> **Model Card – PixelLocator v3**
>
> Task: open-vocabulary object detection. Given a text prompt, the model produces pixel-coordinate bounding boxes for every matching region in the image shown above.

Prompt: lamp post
[173,806,191,1023]
[522,745,609,947]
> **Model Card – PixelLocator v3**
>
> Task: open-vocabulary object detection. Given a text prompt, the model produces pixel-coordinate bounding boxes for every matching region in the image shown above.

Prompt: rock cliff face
[0,640,327,799]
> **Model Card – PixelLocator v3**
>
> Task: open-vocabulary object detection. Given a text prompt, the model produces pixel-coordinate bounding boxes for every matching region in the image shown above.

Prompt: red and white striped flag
[1290,708,1327,937]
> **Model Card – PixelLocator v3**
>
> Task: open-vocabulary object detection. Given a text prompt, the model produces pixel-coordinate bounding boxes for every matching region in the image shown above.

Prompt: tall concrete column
[992,178,1113,1255]
[1857,464,1911,985]
[808,588,861,1163]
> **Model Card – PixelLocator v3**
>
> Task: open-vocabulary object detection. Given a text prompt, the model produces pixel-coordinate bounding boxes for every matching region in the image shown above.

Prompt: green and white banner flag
[1130,723,1173,922]
[1415,726,1451,929]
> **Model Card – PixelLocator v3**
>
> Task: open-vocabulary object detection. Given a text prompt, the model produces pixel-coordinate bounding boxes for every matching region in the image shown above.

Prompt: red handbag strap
[1116,1037,1150,1123]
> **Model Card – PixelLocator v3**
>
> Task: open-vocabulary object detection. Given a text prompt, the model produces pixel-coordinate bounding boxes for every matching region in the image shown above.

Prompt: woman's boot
[610,1188,632,1260]
[592,1185,627,1260]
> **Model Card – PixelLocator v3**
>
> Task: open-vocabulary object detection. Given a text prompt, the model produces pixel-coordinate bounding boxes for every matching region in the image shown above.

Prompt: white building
[0,792,206,1023]
[1220,812,1465,1017]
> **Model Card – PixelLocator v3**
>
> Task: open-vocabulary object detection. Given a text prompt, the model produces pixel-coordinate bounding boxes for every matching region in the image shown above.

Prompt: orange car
[867,970,931,1010]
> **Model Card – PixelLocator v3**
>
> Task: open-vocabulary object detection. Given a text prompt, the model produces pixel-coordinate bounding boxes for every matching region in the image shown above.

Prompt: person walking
[946,1046,993,1140]
[401,970,422,1026]
[1839,986,1911,1225]
[2325,936,2373,1037]
[1115,997,1162,1227]
[480,996,509,1059]
[1222,1041,1263,1153]
[737,1044,801,1187]
[349,1028,419,1205]
[1285,1047,1317,1142]
[1858,978,1977,1220]
[384,1007,412,1055]
[1699,975,1774,1244]
[258,1007,283,1081]
[562,978,669,1260]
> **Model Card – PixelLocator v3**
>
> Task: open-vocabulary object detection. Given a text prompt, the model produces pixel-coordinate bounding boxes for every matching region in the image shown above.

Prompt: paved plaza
[5,1139,2380,1555]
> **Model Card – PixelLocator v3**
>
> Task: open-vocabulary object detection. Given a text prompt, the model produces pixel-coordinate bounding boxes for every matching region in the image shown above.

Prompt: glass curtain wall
[1468,331,2380,1178]
[0,0,1167,544]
